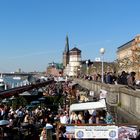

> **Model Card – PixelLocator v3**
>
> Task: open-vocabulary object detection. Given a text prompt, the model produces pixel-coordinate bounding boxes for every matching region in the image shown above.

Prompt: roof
[69,99,106,112]
[64,35,69,53]
[117,39,134,52]
[70,47,81,52]
[48,63,63,69]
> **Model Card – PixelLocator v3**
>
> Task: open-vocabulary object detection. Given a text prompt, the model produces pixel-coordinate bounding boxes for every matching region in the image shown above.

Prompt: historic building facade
[63,36,81,77]
[117,35,140,79]
[46,62,63,77]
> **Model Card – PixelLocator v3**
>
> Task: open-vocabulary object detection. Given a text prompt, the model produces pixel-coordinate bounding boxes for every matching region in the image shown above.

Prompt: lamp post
[100,48,105,83]
[79,64,82,77]
[86,60,89,75]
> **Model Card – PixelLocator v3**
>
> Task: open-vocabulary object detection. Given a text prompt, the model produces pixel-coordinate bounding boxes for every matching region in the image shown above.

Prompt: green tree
[12,96,27,109]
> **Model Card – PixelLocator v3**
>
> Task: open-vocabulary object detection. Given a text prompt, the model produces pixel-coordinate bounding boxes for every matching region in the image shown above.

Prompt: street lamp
[100,48,105,83]
[79,64,82,76]
[86,60,89,75]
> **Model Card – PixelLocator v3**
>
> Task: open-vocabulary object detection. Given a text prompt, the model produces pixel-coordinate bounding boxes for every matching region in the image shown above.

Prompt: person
[118,71,127,85]
[45,118,53,129]
[60,112,67,124]
[112,71,118,84]
[88,115,93,124]
[127,71,136,90]
[70,112,78,124]
[40,127,47,140]
[105,113,113,124]
[23,114,30,123]
[106,72,113,84]
[78,112,85,124]
[45,118,53,140]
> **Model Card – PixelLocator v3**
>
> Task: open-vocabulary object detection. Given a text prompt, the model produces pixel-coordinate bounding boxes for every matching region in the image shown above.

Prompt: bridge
[0,80,54,98]
[2,72,38,77]
[74,78,140,126]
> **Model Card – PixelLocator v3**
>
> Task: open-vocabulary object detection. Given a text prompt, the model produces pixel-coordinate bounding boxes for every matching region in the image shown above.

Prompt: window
[137,43,140,47]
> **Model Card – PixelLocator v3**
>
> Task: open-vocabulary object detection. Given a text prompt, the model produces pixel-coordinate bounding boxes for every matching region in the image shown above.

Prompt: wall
[74,79,140,125]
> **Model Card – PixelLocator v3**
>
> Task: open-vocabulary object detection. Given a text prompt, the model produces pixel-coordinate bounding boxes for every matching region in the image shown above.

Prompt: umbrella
[31,100,40,105]
[2,98,9,103]
[9,96,16,100]
[38,97,46,101]
[38,88,43,92]
[0,120,9,126]
[26,104,35,110]
[19,91,31,96]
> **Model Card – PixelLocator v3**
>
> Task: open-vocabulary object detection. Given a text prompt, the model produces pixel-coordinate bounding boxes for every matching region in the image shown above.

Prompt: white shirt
[60,115,67,124]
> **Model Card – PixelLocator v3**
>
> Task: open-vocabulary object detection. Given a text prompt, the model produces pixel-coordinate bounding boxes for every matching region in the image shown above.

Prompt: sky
[0,0,140,72]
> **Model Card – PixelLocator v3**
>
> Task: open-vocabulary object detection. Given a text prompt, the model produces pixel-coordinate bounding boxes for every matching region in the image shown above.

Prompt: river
[3,76,29,89]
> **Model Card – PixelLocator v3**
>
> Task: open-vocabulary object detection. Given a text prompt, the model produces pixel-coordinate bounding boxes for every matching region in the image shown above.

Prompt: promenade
[74,77,140,126]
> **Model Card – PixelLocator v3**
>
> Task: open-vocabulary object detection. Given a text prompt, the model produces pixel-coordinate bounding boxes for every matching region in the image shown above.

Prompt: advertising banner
[64,125,139,139]
[75,126,118,139]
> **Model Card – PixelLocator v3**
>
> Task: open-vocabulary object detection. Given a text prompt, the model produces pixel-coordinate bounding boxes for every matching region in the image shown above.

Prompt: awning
[70,99,106,113]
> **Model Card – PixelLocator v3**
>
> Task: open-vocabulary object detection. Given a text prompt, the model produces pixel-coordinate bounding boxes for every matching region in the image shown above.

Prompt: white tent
[69,99,106,113]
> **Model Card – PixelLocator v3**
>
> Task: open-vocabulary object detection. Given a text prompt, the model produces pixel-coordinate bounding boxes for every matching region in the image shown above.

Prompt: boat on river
[13,76,21,80]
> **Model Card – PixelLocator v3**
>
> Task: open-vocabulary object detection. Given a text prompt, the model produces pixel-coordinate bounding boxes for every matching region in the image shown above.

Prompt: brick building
[46,62,63,77]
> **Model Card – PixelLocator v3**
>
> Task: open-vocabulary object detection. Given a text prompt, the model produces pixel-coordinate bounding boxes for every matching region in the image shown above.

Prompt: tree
[12,96,27,109]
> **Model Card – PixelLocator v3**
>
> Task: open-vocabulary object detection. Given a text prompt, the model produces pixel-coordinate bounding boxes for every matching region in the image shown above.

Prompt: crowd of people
[59,109,113,125]
[80,70,139,90]
[0,72,139,140]
[0,103,57,139]
[0,80,81,139]
[0,78,115,140]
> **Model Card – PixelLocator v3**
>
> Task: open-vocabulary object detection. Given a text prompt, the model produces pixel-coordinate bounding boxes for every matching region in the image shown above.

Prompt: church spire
[64,35,69,53]
[63,35,70,68]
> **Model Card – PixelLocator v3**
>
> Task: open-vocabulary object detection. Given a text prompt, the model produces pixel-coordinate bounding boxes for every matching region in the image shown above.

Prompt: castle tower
[63,35,69,68]
[68,47,81,76]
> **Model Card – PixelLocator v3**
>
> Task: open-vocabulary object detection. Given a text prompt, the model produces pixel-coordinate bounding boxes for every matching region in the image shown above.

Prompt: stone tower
[63,35,69,68]
[68,47,81,76]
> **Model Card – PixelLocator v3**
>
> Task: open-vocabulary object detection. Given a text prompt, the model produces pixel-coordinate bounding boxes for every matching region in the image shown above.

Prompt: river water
[3,76,28,89]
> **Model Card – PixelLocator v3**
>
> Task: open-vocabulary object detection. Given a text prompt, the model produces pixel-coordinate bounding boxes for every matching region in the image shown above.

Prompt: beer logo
[76,130,84,138]
[109,130,117,138]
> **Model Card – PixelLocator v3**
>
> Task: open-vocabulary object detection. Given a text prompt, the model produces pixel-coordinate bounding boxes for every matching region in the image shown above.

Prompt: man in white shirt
[60,112,67,124]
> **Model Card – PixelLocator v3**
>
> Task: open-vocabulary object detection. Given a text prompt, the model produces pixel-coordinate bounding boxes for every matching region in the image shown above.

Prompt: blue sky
[0,0,140,72]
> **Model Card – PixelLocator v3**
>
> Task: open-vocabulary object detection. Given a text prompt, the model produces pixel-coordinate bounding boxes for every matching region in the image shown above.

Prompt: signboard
[95,57,101,62]
[64,125,139,139]
[75,126,118,139]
